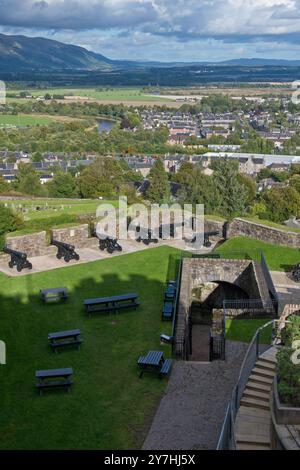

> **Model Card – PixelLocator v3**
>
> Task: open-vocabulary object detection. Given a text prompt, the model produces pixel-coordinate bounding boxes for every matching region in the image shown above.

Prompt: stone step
[243,388,270,402]
[240,397,269,411]
[247,380,272,393]
[248,373,274,386]
[252,366,276,379]
[259,353,277,365]
[237,442,270,450]
[255,359,277,372]
[236,432,270,445]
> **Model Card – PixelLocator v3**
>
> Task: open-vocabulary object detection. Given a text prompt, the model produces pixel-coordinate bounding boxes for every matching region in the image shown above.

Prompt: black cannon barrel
[4,246,27,259]
[51,239,75,250]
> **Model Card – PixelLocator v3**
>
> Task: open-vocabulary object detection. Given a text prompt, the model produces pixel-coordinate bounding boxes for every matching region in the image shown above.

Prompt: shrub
[0,205,24,250]
[277,316,300,407]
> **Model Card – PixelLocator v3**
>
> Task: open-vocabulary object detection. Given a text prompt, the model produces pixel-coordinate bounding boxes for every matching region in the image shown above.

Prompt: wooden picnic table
[137,351,173,378]
[41,287,69,303]
[48,329,82,353]
[35,367,73,395]
[84,293,140,316]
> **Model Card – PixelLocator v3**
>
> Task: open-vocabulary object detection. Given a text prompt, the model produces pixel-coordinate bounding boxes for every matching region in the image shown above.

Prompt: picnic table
[84,293,140,317]
[138,350,173,378]
[36,367,73,395]
[41,287,69,303]
[48,329,82,353]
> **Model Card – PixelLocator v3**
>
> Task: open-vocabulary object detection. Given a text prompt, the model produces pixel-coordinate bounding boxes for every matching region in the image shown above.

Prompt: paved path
[271,271,300,304]
[143,341,249,450]
[0,239,218,277]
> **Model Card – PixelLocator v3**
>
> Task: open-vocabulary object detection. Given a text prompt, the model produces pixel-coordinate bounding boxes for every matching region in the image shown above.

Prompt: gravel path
[143,341,249,450]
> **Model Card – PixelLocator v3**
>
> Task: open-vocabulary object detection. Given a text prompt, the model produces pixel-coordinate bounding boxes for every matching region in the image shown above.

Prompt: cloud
[0,0,300,60]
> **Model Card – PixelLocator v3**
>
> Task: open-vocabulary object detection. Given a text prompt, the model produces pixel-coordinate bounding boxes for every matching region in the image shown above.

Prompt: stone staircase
[235,347,278,450]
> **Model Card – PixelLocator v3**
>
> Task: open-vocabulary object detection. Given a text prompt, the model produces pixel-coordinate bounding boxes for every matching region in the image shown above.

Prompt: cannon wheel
[74,253,80,261]
[116,245,122,252]
[8,261,14,268]
[56,253,63,260]
[28,263,33,270]
[99,241,106,251]
[17,264,23,272]
[107,246,114,254]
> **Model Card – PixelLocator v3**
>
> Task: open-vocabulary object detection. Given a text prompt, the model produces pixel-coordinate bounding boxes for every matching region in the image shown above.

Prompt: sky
[0,0,300,62]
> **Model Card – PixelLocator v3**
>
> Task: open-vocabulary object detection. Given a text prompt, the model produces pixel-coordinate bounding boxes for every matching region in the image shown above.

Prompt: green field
[215,236,300,271]
[25,87,172,102]
[0,114,53,127]
[0,246,177,450]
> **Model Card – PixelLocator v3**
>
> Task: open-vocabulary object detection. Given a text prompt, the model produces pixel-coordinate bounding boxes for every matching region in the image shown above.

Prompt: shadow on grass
[0,249,179,450]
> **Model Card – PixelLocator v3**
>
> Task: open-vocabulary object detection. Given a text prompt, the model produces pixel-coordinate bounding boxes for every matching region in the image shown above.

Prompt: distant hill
[0,33,299,72]
[0,33,119,71]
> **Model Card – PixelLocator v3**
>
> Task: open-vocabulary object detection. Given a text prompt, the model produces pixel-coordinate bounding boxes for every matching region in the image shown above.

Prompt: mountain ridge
[0,33,299,71]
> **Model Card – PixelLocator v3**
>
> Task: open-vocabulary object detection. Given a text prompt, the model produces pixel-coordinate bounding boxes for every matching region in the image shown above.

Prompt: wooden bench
[4,246,33,272]
[162,300,174,321]
[160,334,174,345]
[41,287,69,303]
[36,368,73,395]
[159,359,173,378]
[48,329,82,353]
[84,293,140,317]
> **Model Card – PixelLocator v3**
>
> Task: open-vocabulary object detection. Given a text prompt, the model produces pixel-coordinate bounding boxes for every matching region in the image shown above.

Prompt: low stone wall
[270,385,300,450]
[227,218,300,249]
[204,219,226,241]
[51,224,90,248]
[273,378,300,425]
[6,231,49,257]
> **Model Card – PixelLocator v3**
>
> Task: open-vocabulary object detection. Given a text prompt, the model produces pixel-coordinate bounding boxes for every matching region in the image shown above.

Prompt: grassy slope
[0,246,179,450]
[27,88,171,102]
[215,236,300,271]
[0,114,53,126]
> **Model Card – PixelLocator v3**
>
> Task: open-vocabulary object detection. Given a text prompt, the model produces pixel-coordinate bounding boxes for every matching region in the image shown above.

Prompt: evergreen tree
[48,172,78,198]
[212,159,247,218]
[146,158,170,204]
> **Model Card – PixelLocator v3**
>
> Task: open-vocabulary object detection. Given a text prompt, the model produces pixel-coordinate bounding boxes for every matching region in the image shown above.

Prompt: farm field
[0,246,177,450]
[25,87,174,103]
[0,114,54,127]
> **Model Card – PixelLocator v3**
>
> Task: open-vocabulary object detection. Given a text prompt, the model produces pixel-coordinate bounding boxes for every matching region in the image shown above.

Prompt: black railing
[223,298,277,319]
[216,319,278,450]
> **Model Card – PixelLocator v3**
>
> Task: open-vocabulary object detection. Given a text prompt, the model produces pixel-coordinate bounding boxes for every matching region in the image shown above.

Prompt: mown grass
[215,236,300,271]
[0,114,53,127]
[0,246,178,450]
[226,319,273,344]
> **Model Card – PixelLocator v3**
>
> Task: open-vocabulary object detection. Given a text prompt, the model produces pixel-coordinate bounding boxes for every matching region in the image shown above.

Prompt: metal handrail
[216,319,279,450]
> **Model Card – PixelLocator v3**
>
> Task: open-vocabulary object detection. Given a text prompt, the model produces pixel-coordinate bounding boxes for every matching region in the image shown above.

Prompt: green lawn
[26,87,172,102]
[0,114,53,127]
[215,236,300,271]
[226,319,273,344]
[0,246,179,450]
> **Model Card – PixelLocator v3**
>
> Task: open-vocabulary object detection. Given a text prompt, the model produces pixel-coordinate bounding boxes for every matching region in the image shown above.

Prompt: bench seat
[50,339,82,352]
[36,379,73,392]
[86,301,140,315]
[159,359,173,377]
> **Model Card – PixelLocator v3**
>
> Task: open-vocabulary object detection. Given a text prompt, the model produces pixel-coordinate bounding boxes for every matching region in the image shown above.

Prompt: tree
[212,159,247,218]
[290,175,300,193]
[262,187,300,223]
[14,163,44,196]
[0,205,24,249]
[146,158,170,203]
[237,174,257,206]
[0,176,9,194]
[48,172,78,198]
[77,157,123,199]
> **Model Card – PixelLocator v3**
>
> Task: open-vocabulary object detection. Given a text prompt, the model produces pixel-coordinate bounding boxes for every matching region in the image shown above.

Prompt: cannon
[186,231,220,248]
[98,236,123,254]
[292,263,300,283]
[136,228,158,245]
[51,239,80,263]
[4,246,33,272]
